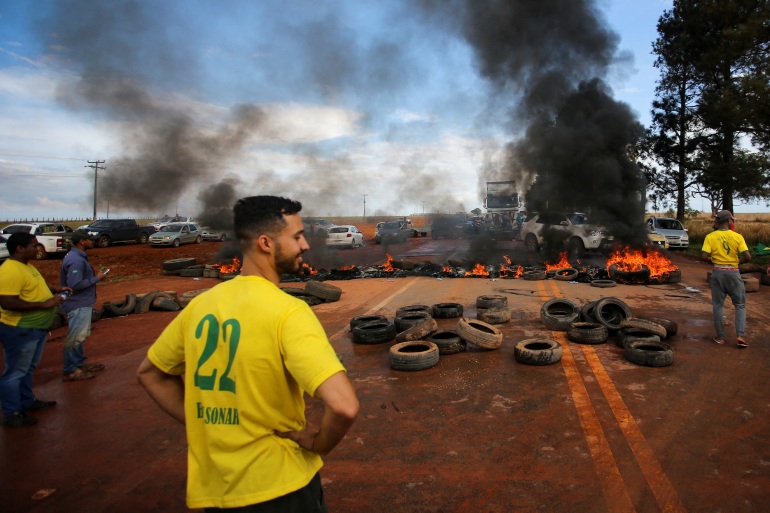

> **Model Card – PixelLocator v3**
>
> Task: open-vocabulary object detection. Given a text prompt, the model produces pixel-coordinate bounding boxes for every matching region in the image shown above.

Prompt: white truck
[0,222,74,259]
[520,212,613,257]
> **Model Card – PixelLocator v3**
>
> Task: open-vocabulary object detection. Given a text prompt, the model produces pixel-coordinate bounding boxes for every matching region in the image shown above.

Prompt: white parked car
[0,234,9,261]
[149,223,202,247]
[150,215,195,232]
[201,227,229,242]
[646,217,689,250]
[325,225,364,248]
[521,212,613,257]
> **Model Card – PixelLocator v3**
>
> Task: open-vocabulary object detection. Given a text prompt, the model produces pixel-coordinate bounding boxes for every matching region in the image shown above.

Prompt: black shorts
[204,473,326,513]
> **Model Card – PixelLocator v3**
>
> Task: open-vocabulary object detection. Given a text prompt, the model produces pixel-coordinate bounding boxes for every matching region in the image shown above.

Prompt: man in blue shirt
[59,231,106,381]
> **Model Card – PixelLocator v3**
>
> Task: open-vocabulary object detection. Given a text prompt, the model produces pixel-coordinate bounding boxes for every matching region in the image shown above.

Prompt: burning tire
[457,317,503,350]
[590,279,617,288]
[553,268,579,281]
[426,330,466,355]
[619,317,667,339]
[304,281,342,302]
[351,321,396,345]
[432,302,464,319]
[637,315,678,337]
[567,322,608,344]
[540,298,580,331]
[593,297,632,332]
[624,339,674,367]
[350,315,388,330]
[163,258,197,272]
[396,317,438,342]
[609,264,650,284]
[477,307,511,324]
[396,304,432,317]
[617,329,660,348]
[522,270,546,281]
[476,295,508,309]
[514,339,562,366]
[102,293,138,317]
[389,341,440,371]
[664,269,682,284]
[394,311,433,332]
[580,301,597,322]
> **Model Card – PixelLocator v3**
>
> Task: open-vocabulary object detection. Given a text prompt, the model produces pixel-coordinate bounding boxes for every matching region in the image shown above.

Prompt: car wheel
[138,233,149,244]
[220,233,227,242]
[525,234,539,253]
[172,238,181,248]
[97,235,110,248]
[568,238,586,258]
[35,244,47,260]
[196,235,202,244]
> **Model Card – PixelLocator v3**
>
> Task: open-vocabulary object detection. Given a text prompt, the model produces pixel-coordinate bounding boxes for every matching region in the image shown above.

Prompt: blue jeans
[0,324,48,418]
[710,269,746,339]
[63,307,92,375]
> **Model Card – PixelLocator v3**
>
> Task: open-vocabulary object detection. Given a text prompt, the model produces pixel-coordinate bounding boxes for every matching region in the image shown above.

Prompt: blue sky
[1,0,719,222]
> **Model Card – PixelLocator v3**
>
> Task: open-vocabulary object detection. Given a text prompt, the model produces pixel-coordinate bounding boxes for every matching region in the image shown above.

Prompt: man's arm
[0,294,60,311]
[740,250,751,263]
[277,371,359,455]
[136,356,186,424]
[700,251,712,263]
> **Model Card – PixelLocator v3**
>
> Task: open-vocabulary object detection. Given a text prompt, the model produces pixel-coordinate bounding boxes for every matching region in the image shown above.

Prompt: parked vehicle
[0,234,9,261]
[150,215,195,232]
[201,227,228,242]
[375,221,411,244]
[326,225,364,248]
[477,180,520,242]
[83,219,155,247]
[521,212,613,257]
[431,215,465,239]
[149,223,203,247]
[305,219,337,237]
[646,217,689,250]
[397,217,428,238]
[647,228,669,250]
[0,222,73,259]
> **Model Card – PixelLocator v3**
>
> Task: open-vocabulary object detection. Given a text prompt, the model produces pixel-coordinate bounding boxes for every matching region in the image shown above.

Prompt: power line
[0,152,85,161]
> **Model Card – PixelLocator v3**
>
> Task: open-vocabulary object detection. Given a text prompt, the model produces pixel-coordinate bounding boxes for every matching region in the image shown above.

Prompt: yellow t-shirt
[701,229,749,267]
[0,259,55,328]
[148,275,345,509]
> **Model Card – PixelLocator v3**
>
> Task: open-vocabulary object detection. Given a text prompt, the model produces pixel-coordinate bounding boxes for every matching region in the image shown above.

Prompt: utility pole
[362,194,368,219]
[85,160,106,221]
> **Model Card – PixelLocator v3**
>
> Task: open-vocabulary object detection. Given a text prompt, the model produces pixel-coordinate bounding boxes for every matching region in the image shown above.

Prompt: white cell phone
[103,268,110,275]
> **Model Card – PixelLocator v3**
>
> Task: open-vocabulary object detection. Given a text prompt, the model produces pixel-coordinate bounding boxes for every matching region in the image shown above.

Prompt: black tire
[426,330,466,355]
[591,279,617,288]
[432,302,464,319]
[476,295,508,309]
[172,238,181,248]
[617,329,660,348]
[35,245,47,260]
[568,238,586,259]
[135,291,178,314]
[456,317,503,350]
[195,235,202,244]
[525,234,539,253]
[566,322,609,344]
[350,315,388,330]
[220,233,227,242]
[618,317,667,339]
[580,301,597,323]
[389,341,440,371]
[477,307,511,324]
[395,304,432,317]
[761,273,770,286]
[609,264,650,284]
[180,267,205,277]
[351,321,396,344]
[540,298,580,331]
[97,235,110,248]
[138,232,149,244]
[553,268,579,281]
[638,315,678,337]
[304,281,342,302]
[103,293,137,317]
[624,339,675,367]
[396,317,438,342]
[178,289,210,308]
[163,258,197,271]
[522,270,546,281]
[394,311,433,332]
[514,339,562,366]
[49,311,66,330]
[593,297,632,333]
[151,297,181,311]
[665,269,681,284]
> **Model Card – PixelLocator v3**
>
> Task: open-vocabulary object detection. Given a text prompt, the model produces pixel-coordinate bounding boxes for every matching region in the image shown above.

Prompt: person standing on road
[137,195,359,511]
[701,210,752,348]
[0,233,67,428]
[59,231,106,382]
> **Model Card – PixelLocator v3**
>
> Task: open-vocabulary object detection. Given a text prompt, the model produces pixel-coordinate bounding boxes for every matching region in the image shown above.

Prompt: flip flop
[737,337,748,348]
[713,337,725,345]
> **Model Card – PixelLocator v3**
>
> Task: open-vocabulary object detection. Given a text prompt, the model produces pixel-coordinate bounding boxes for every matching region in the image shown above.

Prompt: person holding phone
[59,231,107,381]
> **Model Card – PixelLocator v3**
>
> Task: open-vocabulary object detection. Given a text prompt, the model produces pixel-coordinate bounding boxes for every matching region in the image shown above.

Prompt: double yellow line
[537,280,686,513]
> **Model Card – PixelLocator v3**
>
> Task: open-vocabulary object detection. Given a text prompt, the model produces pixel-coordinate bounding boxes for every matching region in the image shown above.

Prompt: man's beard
[274,240,301,275]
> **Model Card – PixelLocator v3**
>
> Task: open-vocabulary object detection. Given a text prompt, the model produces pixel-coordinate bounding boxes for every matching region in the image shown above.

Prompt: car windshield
[568,214,588,225]
[161,224,184,232]
[383,222,401,229]
[88,220,113,228]
[658,219,683,230]
[2,225,30,234]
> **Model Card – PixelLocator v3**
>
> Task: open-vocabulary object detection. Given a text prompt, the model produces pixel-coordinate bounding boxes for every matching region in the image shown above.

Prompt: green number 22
[193,314,241,393]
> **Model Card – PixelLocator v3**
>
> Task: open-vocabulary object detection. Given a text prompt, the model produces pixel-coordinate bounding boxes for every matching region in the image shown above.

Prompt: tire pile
[281,281,343,306]
[539,296,677,367]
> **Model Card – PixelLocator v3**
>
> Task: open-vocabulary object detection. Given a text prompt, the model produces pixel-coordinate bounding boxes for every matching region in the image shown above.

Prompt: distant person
[137,195,359,511]
[59,231,106,382]
[701,210,751,348]
[0,233,68,428]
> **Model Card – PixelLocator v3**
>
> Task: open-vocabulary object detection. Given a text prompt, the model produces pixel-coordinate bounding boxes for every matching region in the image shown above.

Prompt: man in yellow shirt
[701,210,751,348]
[137,196,359,511]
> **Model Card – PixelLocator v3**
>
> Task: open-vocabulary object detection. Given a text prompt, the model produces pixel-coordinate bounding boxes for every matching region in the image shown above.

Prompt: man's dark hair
[7,232,36,255]
[233,196,302,244]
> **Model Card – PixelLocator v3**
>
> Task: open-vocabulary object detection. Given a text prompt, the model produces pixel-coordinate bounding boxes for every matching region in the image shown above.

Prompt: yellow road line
[537,280,637,512]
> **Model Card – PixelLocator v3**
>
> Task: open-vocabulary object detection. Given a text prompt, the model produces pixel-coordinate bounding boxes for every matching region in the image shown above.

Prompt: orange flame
[545,251,571,271]
[464,263,490,277]
[381,254,395,272]
[606,245,678,280]
[217,257,241,274]
[442,265,452,273]
[340,265,356,271]
[301,262,318,276]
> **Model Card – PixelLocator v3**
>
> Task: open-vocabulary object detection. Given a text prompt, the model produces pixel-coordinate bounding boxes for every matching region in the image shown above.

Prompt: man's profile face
[272,213,310,275]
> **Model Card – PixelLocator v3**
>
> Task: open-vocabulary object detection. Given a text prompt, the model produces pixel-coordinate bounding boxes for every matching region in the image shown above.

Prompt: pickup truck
[0,222,73,260]
[83,219,154,247]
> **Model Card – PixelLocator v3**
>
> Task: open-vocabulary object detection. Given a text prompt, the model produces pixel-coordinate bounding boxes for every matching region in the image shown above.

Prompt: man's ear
[256,234,273,252]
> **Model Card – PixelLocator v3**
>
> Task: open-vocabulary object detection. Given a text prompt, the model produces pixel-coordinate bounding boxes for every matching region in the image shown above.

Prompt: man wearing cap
[59,231,107,381]
[701,210,751,348]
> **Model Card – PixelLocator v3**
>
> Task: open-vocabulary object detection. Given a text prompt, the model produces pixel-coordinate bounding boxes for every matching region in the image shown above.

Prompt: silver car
[0,234,9,261]
[646,217,689,250]
[149,223,202,247]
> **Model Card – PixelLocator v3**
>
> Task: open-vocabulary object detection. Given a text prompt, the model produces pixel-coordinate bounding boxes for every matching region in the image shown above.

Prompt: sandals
[63,369,95,382]
[737,337,748,349]
[713,337,725,345]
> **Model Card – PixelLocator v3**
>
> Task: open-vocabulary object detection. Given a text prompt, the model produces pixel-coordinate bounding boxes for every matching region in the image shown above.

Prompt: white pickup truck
[0,222,74,259]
